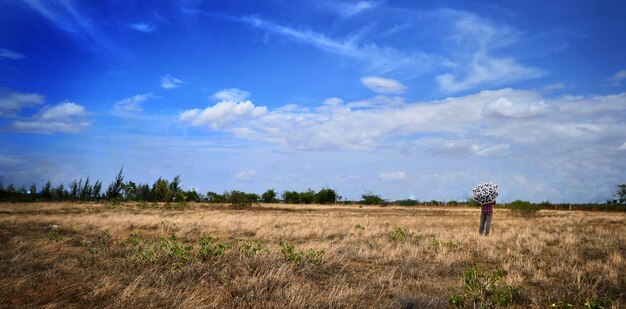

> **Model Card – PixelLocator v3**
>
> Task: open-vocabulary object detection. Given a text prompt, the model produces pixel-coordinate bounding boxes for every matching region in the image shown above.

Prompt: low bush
[509,200,541,218]
[361,193,386,205]
[449,265,519,308]
[280,243,325,265]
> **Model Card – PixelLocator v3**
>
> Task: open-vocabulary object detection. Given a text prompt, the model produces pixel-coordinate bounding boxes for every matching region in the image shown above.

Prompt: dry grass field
[0,202,624,308]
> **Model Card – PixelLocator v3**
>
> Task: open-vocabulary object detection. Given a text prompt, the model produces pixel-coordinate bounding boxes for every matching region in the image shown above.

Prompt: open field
[0,202,624,308]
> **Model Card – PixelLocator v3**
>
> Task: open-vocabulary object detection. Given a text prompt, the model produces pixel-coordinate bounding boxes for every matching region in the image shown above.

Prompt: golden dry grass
[0,202,624,308]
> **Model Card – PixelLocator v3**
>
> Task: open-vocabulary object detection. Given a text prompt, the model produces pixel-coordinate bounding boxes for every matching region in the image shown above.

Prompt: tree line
[0,168,339,205]
[0,169,624,208]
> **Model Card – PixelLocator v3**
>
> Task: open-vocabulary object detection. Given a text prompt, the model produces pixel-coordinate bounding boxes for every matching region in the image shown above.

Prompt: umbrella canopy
[472,181,499,205]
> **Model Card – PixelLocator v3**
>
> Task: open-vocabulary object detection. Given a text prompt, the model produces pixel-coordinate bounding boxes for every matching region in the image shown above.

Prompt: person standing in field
[472,182,499,236]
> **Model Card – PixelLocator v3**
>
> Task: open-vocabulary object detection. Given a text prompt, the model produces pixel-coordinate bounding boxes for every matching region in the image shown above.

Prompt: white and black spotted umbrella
[472,181,499,205]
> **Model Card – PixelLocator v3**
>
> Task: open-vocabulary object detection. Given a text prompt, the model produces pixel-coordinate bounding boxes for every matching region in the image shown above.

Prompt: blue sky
[1,0,625,202]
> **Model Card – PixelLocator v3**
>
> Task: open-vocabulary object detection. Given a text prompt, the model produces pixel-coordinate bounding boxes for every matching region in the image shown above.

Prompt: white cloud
[213,88,250,102]
[234,170,256,180]
[607,70,626,85]
[436,10,545,93]
[0,89,45,117]
[378,171,407,181]
[0,48,25,60]
[323,97,344,105]
[114,93,153,113]
[482,97,552,118]
[130,23,156,32]
[361,76,406,94]
[0,155,26,166]
[619,142,626,150]
[439,141,510,157]
[325,1,382,18]
[160,74,185,89]
[540,83,566,92]
[12,101,90,134]
[179,100,268,129]
[179,86,626,155]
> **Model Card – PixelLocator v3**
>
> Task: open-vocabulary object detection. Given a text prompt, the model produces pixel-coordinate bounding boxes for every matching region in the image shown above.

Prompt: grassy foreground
[0,202,624,308]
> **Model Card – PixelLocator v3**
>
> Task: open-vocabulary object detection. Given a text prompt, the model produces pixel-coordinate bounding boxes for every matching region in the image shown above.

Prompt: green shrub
[198,236,232,259]
[206,191,227,203]
[48,229,63,242]
[449,265,519,308]
[387,227,409,241]
[584,298,612,309]
[509,200,541,218]
[239,240,269,256]
[226,190,254,207]
[280,243,325,265]
[395,199,419,206]
[551,301,573,308]
[466,198,479,207]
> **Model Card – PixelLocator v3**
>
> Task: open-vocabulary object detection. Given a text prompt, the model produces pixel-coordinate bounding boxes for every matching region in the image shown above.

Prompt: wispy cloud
[324,1,383,18]
[240,16,434,73]
[361,76,406,94]
[234,170,256,180]
[435,10,545,93]
[12,101,90,134]
[129,23,156,32]
[213,88,250,102]
[0,48,25,60]
[21,0,113,50]
[378,171,406,181]
[607,70,626,86]
[160,74,185,89]
[114,93,154,113]
[0,88,45,117]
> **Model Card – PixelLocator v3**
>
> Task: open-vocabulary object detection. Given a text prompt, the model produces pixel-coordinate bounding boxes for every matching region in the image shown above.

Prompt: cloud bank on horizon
[1,0,625,203]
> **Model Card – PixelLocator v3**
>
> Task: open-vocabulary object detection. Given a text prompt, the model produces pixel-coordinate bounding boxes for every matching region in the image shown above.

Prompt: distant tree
[42,181,53,201]
[282,191,301,204]
[54,184,67,201]
[92,180,102,200]
[246,193,260,203]
[185,190,200,202]
[300,189,315,204]
[361,193,386,205]
[616,184,626,204]
[106,168,125,200]
[174,191,186,203]
[80,177,92,200]
[123,181,138,200]
[137,183,151,201]
[395,199,419,206]
[262,189,278,203]
[29,183,37,201]
[508,200,541,218]
[70,179,81,200]
[226,190,254,207]
[170,175,182,195]
[466,198,479,207]
[152,178,171,202]
[315,188,337,204]
[206,191,227,203]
